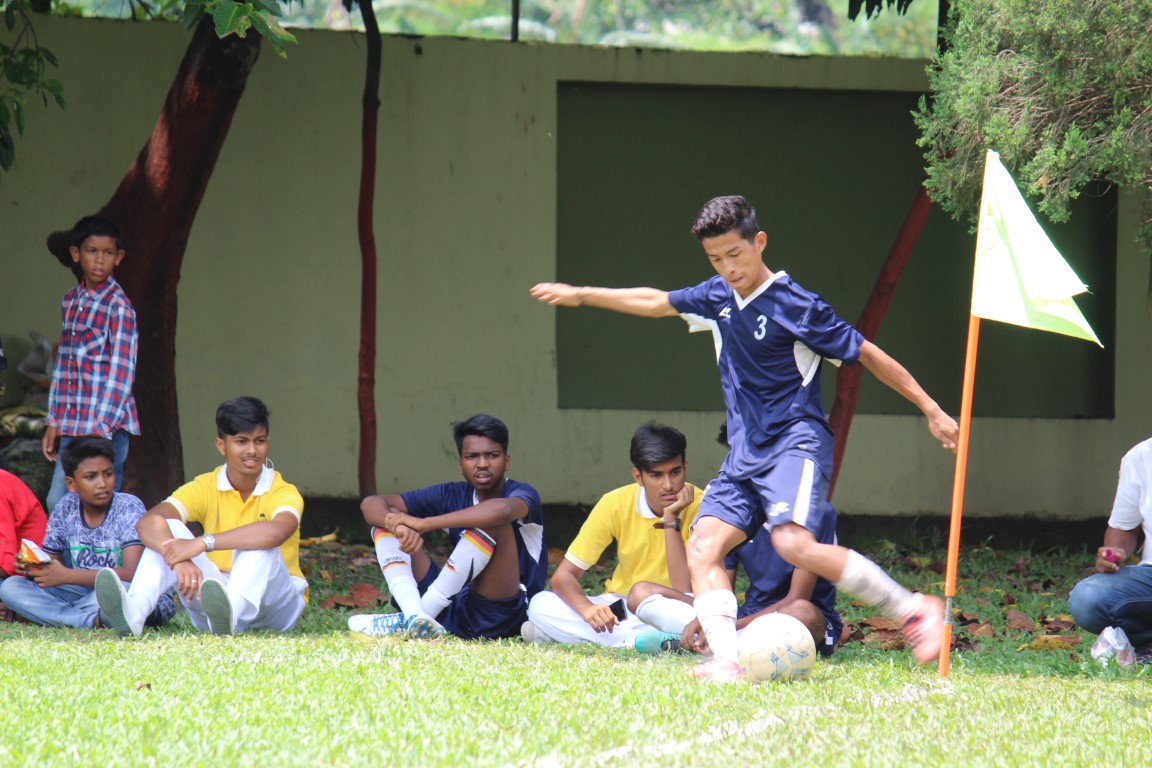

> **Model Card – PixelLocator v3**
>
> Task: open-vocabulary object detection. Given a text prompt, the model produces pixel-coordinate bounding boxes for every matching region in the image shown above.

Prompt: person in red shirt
[0,469,48,620]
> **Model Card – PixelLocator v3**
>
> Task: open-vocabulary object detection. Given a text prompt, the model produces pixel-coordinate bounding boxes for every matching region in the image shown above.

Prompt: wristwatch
[654,518,681,532]
[202,534,216,553]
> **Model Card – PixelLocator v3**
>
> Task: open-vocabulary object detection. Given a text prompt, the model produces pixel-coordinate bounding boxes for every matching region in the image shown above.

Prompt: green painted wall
[3,18,1150,521]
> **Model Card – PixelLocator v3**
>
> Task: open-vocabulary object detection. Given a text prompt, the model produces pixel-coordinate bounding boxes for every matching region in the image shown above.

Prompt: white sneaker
[200,579,236,636]
[348,612,409,637]
[95,568,143,638]
[520,620,556,644]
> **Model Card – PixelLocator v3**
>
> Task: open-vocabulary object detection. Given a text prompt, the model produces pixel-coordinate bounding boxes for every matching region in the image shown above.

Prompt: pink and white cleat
[690,657,745,683]
[900,594,945,664]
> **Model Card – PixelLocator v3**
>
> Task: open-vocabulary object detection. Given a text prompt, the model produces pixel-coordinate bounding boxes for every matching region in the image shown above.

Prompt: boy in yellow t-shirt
[96,396,307,636]
[522,422,700,648]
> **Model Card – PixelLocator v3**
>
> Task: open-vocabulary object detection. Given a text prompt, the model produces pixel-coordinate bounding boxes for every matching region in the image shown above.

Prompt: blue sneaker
[405,614,446,640]
[635,630,684,655]
[348,612,409,637]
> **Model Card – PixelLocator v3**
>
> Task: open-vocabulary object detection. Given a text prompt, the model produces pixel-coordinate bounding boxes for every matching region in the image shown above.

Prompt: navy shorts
[409,562,529,640]
[694,448,833,541]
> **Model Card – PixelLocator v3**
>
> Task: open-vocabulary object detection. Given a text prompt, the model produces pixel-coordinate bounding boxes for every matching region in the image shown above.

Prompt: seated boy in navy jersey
[629,513,843,657]
[350,414,546,639]
[532,195,959,681]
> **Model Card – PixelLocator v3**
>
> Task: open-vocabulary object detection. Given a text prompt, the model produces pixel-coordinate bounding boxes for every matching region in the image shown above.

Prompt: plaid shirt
[46,276,140,437]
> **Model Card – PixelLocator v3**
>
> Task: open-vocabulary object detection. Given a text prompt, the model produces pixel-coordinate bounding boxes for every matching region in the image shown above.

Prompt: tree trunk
[827,183,932,499]
[356,0,382,497]
[47,19,261,506]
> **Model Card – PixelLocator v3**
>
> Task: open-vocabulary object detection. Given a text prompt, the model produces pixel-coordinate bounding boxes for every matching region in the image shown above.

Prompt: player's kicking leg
[686,514,748,682]
[771,524,943,663]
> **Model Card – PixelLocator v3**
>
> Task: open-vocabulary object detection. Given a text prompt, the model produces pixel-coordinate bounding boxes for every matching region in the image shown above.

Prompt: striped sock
[373,527,423,616]
[421,528,496,618]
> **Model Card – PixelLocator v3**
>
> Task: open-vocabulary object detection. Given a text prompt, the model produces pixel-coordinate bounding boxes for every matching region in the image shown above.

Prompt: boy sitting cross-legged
[0,438,174,628]
[96,396,308,636]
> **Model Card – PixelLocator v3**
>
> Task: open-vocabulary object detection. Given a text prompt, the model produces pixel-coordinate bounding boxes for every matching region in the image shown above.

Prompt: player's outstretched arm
[530,283,678,318]
[857,341,958,452]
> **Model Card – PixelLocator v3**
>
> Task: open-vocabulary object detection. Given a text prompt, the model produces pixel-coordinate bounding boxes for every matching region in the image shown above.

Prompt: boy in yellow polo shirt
[522,422,700,647]
[96,396,307,636]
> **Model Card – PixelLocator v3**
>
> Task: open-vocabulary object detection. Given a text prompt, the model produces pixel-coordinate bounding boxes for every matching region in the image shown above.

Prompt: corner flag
[939,150,1104,678]
[970,150,1102,346]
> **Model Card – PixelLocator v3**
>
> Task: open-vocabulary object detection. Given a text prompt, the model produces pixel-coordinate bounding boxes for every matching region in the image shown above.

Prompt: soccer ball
[737,613,817,683]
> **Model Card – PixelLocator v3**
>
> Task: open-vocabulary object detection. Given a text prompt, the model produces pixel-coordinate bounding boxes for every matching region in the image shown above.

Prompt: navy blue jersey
[401,479,547,598]
[670,273,864,480]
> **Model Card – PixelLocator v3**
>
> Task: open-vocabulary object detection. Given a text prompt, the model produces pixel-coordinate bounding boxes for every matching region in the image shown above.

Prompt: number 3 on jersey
[754,314,767,340]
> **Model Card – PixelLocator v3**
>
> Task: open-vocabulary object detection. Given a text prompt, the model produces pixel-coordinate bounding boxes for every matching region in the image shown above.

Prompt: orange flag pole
[939,313,981,677]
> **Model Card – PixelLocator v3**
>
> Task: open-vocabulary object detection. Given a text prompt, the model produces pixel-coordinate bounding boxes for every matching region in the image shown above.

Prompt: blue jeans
[0,577,100,627]
[1068,565,1152,650]
[45,429,129,513]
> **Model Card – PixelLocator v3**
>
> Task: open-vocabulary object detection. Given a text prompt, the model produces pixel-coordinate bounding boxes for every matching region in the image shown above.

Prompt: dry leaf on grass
[967,623,996,638]
[1006,609,1036,632]
[862,628,906,651]
[860,616,900,631]
[349,583,381,608]
[1016,635,1081,652]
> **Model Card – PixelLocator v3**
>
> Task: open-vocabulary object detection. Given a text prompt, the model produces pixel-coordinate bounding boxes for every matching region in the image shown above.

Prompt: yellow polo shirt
[166,465,304,581]
[565,483,699,596]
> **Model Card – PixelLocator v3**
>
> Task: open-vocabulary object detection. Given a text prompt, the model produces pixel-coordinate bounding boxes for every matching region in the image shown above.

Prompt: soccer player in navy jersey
[531,195,958,681]
[350,414,547,640]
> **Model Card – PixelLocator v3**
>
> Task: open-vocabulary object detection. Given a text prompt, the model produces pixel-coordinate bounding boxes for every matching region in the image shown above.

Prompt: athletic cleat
[635,630,683,655]
[520,620,557,645]
[200,578,235,636]
[690,657,745,683]
[405,614,446,640]
[900,594,945,664]
[95,568,142,638]
[348,612,409,637]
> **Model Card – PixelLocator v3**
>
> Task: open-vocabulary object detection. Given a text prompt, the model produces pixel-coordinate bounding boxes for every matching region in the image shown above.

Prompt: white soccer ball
[737,612,817,683]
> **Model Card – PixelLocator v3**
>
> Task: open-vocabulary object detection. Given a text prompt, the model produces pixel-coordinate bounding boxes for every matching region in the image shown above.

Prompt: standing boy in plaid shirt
[41,216,140,513]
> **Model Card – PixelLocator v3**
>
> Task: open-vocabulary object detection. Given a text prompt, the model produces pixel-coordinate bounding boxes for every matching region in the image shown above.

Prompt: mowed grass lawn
[0,539,1147,767]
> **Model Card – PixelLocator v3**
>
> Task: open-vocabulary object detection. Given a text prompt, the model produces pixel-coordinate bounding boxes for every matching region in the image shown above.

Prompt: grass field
[1,537,1146,767]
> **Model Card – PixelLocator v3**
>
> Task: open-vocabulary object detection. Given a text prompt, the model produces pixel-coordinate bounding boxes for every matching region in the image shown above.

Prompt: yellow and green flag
[970,150,1102,346]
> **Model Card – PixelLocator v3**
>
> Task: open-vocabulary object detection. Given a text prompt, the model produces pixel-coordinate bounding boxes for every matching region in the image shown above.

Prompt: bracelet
[654,518,681,532]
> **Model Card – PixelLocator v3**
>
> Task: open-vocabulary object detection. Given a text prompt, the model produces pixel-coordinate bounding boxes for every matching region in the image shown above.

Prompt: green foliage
[192,0,941,58]
[915,0,1152,249]
[184,0,297,57]
[0,0,64,171]
[0,0,298,173]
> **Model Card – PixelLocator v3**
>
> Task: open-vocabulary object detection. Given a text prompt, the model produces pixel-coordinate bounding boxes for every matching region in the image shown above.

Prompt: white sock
[836,549,919,619]
[421,528,496,617]
[694,590,739,662]
[373,527,424,616]
[635,594,696,634]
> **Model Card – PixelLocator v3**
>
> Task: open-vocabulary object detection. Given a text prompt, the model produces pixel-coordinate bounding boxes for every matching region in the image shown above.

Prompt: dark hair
[716,422,729,449]
[61,436,116,477]
[70,215,124,250]
[216,396,270,437]
[691,195,760,242]
[452,413,509,454]
[629,421,687,472]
